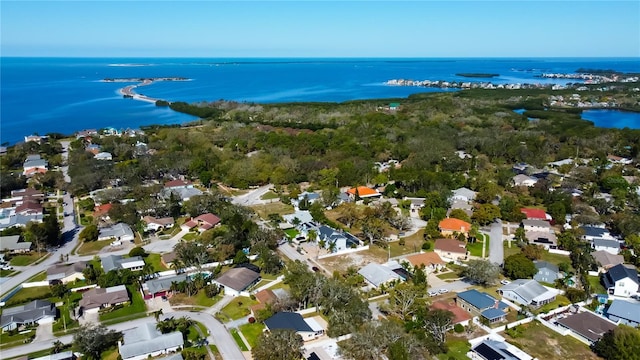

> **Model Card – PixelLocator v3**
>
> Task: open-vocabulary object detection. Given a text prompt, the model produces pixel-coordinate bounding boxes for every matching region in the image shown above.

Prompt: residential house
[606,300,640,327]
[142,216,175,232]
[449,200,474,218]
[22,154,48,177]
[98,223,135,243]
[522,219,551,233]
[10,188,44,200]
[450,187,477,203]
[438,218,471,237]
[94,152,113,161]
[556,311,617,344]
[0,212,43,231]
[592,250,624,272]
[86,144,101,155]
[264,312,324,341]
[250,289,278,316]
[403,197,426,213]
[24,135,47,144]
[430,300,472,327]
[313,224,362,252]
[118,322,183,360]
[580,226,616,242]
[142,274,188,299]
[592,239,620,255]
[0,300,56,332]
[46,261,88,284]
[76,129,98,139]
[533,261,561,284]
[79,285,130,314]
[434,238,467,262]
[214,267,261,296]
[405,252,445,273]
[295,192,321,208]
[520,208,550,221]
[30,352,77,360]
[470,336,534,360]
[181,213,221,232]
[607,154,633,165]
[0,235,32,253]
[15,200,43,216]
[346,186,381,200]
[602,264,640,297]
[498,279,557,308]
[525,231,557,250]
[161,251,178,268]
[93,203,112,220]
[512,174,538,187]
[456,289,508,324]
[357,263,403,289]
[101,255,145,273]
[161,179,202,202]
[547,158,574,168]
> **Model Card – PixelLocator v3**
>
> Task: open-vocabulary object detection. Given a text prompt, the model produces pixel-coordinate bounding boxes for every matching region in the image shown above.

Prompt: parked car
[312,266,320,272]
[438,288,449,294]
[2,265,14,271]
[428,291,438,297]
[500,280,511,285]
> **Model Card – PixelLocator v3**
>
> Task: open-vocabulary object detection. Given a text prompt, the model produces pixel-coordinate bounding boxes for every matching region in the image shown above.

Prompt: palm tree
[153,309,163,321]
[51,340,66,354]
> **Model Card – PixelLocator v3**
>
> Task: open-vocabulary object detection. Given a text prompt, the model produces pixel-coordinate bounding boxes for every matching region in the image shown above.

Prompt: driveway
[231,184,273,206]
[428,278,473,294]
[488,220,504,265]
[33,322,54,342]
[167,311,244,360]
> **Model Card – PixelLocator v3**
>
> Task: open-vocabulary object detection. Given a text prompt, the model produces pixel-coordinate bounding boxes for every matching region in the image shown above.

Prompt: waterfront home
[98,223,135,243]
[0,235,33,253]
[79,284,130,314]
[46,261,88,284]
[533,261,561,284]
[214,267,261,296]
[456,289,508,324]
[438,218,471,237]
[22,154,48,177]
[606,299,640,327]
[592,250,624,272]
[434,238,467,262]
[556,311,617,345]
[181,213,221,232]
[264,312,324,341]
[118,322,183,360]
[101,255,145,273]
[0,300,56,332]
[498,279,557,308]
[602,264,640,297]
[357,262,403,289]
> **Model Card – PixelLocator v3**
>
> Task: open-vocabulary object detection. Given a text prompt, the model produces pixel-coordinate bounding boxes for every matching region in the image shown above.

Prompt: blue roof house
[456,289,508,324]
[607,300,640,327]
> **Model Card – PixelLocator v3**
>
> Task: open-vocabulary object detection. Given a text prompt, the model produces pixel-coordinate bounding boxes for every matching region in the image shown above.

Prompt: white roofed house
[357,263,403,289]
[512,174,537,187]
[99,223,135,243]
[101,255,145,273]
[450,187,477,203]
[118,322,183,360]
[94,152,113,161]
[498,279,557,308]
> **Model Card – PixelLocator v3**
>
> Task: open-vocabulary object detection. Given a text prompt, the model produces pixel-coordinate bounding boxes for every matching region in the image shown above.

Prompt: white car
[2,265,13,271]
[438,288,449,294]
[500,280,511,285]
[428,291,438,297]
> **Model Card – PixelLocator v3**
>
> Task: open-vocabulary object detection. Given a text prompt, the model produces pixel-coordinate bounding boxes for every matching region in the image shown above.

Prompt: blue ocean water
[581,109,640,129]
[1,57,639,144]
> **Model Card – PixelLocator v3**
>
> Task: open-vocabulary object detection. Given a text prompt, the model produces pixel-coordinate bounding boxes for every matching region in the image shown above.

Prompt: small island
[102,77,189,82]
[103,77,190,104]
[456,73,499,78]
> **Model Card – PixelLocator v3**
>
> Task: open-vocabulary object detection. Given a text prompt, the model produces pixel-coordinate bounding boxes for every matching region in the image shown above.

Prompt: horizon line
[2,55,640,59]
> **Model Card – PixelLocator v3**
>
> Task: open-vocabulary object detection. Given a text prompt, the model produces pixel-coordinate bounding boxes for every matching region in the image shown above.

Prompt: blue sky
[2,1,639,57]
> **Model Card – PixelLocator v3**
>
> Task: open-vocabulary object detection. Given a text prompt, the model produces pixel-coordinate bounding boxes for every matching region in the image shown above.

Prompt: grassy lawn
[230,328,249,351]
[9,252,47,266]
[182,233,198,241]
[0,269,17,277]
[219,296,259,321]
[239,322,265,348]
[76,239,112,255]
[390,229,425,257]
[467,234,486,257]
[145,253,167,272]
[284,228,299,239]
[99,285,147,322]
[170,290,223,308]
[53,301,80,334]
[588,275,606,294]
[250,203,294,220]
[437,335,471,360]
[533,295,571,314]
[540,251,572,269]
[436,272,461,280]
[0,329,35,349]
[503,320,600,360]
[5,286,52,306]
[29,271,47,281]
[503,242,521,258]
[101,348,120,360]
[260,191,279,200]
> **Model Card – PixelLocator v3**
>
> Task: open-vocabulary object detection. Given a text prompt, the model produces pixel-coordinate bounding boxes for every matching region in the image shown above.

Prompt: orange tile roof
[438,218,471,232]
[346,186,380,197]
[431,300,472,324]
[406,252,445,267]
[94,203,112,217]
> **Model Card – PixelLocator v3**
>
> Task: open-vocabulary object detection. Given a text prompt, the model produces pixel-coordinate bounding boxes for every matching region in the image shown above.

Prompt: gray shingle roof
[556,311,616,343]
[100,255,143,273]
[0,300,56,328]
[607,300,640,324]
[592,251,624,268]
[534,261,558,273]
[145,274,188,295]
[593,239,620,250]
[46,261,88,281]
[0,235,32,251]
[358,263,402,287]
[499,279,552,304]
[215,267,260,292]
[79,285,129,310]
[119,323,183,360]
[264,312,313,332]
[606,264,639,285]
[99,223,134,241]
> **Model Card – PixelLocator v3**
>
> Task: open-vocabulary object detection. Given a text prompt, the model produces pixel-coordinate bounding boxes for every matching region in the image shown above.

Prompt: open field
[502,320,600,360]
[250,202,294,219]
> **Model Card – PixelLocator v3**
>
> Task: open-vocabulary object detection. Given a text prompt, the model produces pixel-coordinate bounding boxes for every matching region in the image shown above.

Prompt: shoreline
[114,78,190,104]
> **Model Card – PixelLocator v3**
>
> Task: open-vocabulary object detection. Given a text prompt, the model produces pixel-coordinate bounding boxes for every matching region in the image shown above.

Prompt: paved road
[488,220,504,265]
[168,311,244,360]
[231,184,273,206]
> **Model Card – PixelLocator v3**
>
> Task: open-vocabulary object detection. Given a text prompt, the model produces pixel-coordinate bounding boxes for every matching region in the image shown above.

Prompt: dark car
[312,266,320,272]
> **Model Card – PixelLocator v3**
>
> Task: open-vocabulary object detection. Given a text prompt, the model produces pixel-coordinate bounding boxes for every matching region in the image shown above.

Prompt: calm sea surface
[1,57,639,144]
